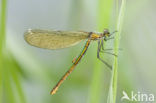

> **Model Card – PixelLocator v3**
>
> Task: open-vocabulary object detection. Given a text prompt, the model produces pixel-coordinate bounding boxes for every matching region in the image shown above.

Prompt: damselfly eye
[103,29,110,37]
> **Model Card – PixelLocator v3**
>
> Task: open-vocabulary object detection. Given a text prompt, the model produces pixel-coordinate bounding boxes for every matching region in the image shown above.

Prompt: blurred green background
[0,0,156,103]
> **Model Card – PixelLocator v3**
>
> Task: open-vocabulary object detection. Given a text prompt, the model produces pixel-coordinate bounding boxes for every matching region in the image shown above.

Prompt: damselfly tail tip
[50,87,58,95]
[50,90,56,95]
[50,91,55,95]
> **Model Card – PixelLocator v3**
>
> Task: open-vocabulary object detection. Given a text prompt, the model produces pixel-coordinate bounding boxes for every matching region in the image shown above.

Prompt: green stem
[0,0,7,103]
[0,0,7,50]
[107,0,126,103]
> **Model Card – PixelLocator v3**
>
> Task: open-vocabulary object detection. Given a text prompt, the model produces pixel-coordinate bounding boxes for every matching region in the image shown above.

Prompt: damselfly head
[103,29,110,37]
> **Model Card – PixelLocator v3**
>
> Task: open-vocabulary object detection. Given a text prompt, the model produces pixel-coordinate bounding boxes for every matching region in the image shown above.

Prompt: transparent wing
[24,29,89,49]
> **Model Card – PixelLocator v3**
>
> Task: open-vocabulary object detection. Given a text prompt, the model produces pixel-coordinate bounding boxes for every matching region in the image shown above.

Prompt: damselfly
[24,29,116,95]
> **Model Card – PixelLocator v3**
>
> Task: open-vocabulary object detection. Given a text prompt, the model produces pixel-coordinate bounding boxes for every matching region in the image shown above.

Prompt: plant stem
[107,0,126,103]
[0,0,7,102]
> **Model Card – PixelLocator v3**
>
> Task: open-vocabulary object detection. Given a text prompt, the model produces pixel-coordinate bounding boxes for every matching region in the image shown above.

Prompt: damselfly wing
[24,29,90,49]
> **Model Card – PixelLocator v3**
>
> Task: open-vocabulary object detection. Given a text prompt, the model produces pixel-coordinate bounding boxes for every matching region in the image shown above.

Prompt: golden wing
[24,29,89,49]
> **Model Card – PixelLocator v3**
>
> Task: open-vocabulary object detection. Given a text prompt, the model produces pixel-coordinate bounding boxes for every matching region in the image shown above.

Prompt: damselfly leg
[97,40,112,70]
